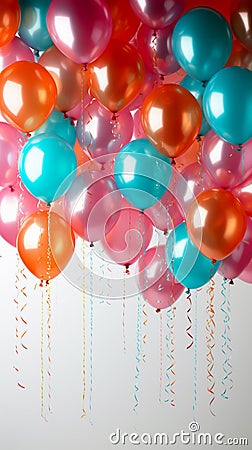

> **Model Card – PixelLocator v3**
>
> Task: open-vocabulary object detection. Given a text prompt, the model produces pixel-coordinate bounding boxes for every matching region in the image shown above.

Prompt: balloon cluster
[1,0,252,309]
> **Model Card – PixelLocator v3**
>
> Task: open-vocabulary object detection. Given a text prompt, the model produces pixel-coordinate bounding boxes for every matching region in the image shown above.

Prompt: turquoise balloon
[18,0,53,51]
[172,7,232,82]
[203,66,252,145]
[114,139,172,210]
[18,134,77,203]
[33,110,76,146]
[165,222,220,289]
[180,75,210,136]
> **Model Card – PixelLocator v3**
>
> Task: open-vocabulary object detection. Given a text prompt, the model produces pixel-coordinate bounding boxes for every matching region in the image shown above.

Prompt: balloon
[183,0,231,20]
[180,75,210,136]
[137,245,184,310]
[239,257,252,283]
[133,109,146,139]
[219,241,252,280]
[0,0,20,47]
[201,130,252,189]
[102,198,153,267]
[136,24,180,76]
[17,210,75,280]
[0,183,39,246]
[172,7,232,82]
[186,189,247,260]
[64,170,122,243]
[33,110,76,147]
[231,0,252,52]
[141,84,202,159]
[129,0,184,30]
[106,0,140,42]
[87,40,145,113]
[0,122,27,188]
[203,66,252,145]
[18,0,53,51]
[114,138,172,210]
[0,61,57,133]
[145,189,184,233]
[226,40,252,71]
[0,36,34,72]
[76,100,133,163]
[175,139,200,172]
[176,162,215,213]
[39,45,87,113]
[73,139,92,172]
[126,65,158,112]
[233,173,252,217]
[18,134,77,203]
[47,0,112,64]
[166,221,220,289]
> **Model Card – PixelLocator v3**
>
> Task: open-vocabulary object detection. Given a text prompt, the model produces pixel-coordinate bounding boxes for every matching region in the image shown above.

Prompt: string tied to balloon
[220,276,233,400]
[206,276,216,417]
[186,288,194,350]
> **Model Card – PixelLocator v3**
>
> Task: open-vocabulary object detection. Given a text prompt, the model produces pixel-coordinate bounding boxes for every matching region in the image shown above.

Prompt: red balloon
[106,0,140,42]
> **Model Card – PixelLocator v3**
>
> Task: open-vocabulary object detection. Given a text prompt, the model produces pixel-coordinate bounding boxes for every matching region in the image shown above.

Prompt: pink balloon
[145,189,184,233]
[47,0,112,64]
[65,94,93,121]
[129,0,184,30]
[239,257,252,283]
[0,36,34,72]
[76,100,133,163]
[175,162,215,213]
[136,24,180,76]
[137,245,184,310]
[233,173,252,217]
[102,198,153,267]
[219,241,252,280]
[64,170,122,243]
[0,184,39,247]
[133,109,146,139]
[202,130,252,189]
[126,65,158,111]
[0,122,27,188]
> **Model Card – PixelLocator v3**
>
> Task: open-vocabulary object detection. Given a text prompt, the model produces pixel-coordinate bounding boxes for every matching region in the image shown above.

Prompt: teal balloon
[18,134,77,203]
[18,0,53,51]
[165,222,220,289]
[203,66,252,145]
[180,75,210,136]
[33,110,76,146]
[172,7,232,82]
[114,138,172,210]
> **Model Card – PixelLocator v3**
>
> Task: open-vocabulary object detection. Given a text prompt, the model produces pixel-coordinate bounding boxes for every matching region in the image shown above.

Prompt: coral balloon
[0,122,26,188]
[203,66,252,145]
[0,61,57,133]
[39,46,86,113]
[102,199,153,267]
[175,139,200,172]
[202,130,251,189]
[17,211,75,280]
[106,0,140,42]
[0,183,39,247]
[0,36,34,72]
[145,189,184,233]
[76,100,133,163]
[231,0,252,52]
[47,0,112,64]
[180,75,210,136]
[141,84,202,159]
[186,189,247,260]
[129,0,184,30]
[172,7,232,82]
[137,245,184,310]
[87,40,145,113]
[64,170,122,243]
[18,0,53,51]
[227,40,252,71]
[233,172,252,217]
[0,0,20,47]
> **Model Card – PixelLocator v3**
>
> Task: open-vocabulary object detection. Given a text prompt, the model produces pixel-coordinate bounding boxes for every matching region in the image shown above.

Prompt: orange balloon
[74,138,91,169]
[0,61,57,133]
[186,189,247,261]
[39,45,87,113]
[87,39,145,113]
[106,0,140,42]
[0,0,20,47]
[17,210,75,281]
[141,84,202,159]
[175,139,201,172]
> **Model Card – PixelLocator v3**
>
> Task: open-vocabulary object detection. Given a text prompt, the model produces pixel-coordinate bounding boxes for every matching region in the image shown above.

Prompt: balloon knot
[125,264,130,275]
[237,144,243,152]
[163,229,168,236]
[229,279,234,285]
[9,185,15,192]
[33,49,40,58]
[90,242,94,248]
[160,74,165,81]
[26,132,31,138]
[202,81,207,88]
[196,134,202,142]
[111,112,118,121]
[70,119,75,126]
[39,280,44,287]
[153,29,157,38]
[186,288,191,295]
[156,308,161,313]
[171,157,176,166]
[100,162,105,171]
[47,202,51,207]
[63,112,68,119]
[83,63,88,71]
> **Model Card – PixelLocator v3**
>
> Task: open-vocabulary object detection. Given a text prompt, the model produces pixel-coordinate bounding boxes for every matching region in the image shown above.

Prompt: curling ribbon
[89,245,94,418]
[159,312,163,403]
[40,281,47,421]
[164,306,176,407]
[206,277,216,416]
[13,253,26,389]
[193,290,198,420]
[81,238,87,418]
[133,294,142,413]
[220,277,233,400]
[122,272,126,353]
[186,288,194,350]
